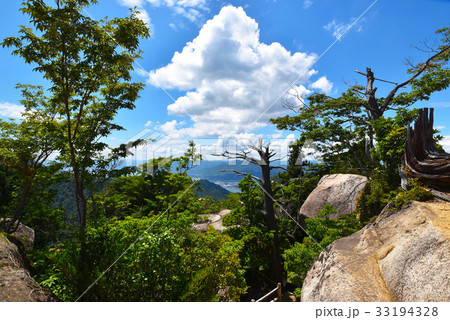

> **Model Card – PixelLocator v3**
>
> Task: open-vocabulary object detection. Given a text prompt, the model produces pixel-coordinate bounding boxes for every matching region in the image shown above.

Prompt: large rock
[299,174,368,221]
[301,201,450,302]
[0,234,56,301]
[194,209,231,233]
[1,219,35,251]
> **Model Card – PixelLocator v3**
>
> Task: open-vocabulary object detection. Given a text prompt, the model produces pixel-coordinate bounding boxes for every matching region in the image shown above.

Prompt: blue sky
[1,0,450,160]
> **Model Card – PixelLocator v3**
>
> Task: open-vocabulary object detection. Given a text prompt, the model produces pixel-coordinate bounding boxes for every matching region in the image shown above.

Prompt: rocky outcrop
[301,201,450,302]
[194,209,231,233]
[0,223,55,302]
[299,174,368,222]
[1,219,35,252]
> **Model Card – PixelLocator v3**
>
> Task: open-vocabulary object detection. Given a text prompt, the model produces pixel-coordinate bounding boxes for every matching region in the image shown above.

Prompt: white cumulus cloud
[441,135,450,153]
[148,6,328,137]
[0,102,24,119]
[310,76,333,94]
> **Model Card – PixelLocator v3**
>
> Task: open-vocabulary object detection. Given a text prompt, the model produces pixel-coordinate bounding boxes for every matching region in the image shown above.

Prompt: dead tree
[213,139,284,285]
[403,108,450,193]
[281,43,450,172]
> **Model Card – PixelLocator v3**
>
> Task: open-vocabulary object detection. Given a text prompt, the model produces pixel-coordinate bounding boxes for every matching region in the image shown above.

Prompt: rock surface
[194,209,231,233]
[301,201,450,302]
[1,219,36,251]
[299,174,368,221]
[0,224,55,302]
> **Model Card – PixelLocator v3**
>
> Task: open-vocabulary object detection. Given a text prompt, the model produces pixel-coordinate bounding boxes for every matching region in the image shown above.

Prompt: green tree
[174,140,203,173]
[215,140,285,286]
[272,26,450,180]
[94,157,199,220]
[283,204,360,298]
[2,0,150,292]
[0,164,14,220]
[222,176,267,271]
[34,211,246,301]
[222,175,292,291]
[0,85,61,233]
[271,140,325,231]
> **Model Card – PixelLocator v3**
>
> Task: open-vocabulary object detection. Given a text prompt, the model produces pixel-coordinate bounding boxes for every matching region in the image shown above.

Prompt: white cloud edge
[323,17,363,40]
[303,0,313,9]
[147,5,332,138]
[117,0,208,27]
[310,76,333,94]
[0,102,24,119]
[440,135,450,153]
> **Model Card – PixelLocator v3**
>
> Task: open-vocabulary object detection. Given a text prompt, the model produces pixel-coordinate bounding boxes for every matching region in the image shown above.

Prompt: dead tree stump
[403,108,450,192]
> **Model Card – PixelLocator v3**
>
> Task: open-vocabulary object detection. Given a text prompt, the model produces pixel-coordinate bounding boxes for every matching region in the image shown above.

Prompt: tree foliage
[274,28,450,297]
[174,140,203,173]
[214,139,285,285]
[283,205,361,298]
[272,26,450,180]
[2,0,150,292]
[222,176,268,272]
[2,3,450,302]
[34,202,246,301]
[0,84,62,233]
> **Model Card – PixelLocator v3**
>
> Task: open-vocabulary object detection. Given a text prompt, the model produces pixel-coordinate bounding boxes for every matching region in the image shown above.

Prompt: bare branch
[268,151,277,160]
[355,69,398,85]
[381,44,450,112]
[269,166,287,171]
[414,39,439,54]
[248,144,262,153]
[354,69,366,77]
[212,151,260,165]
[343,78,359,89]
[270,155,288,162]
[281,88,314,112]
[281,97,305,113]
[404,57,416,68]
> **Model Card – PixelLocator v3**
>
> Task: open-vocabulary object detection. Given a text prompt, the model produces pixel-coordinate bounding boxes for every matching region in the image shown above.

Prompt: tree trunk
[403,108,450,192]
[260,163,283,285]
[71,164,89,297]
[6,178,32,234]
[213,141,285,286]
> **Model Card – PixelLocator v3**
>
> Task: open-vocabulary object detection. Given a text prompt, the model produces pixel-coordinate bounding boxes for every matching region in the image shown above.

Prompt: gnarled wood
[403,108,450,192]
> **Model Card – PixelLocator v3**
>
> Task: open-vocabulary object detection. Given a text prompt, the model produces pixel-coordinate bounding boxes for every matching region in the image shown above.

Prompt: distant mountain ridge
[104,159,287,193]
[196,179,230,200]
[188,160,286,192]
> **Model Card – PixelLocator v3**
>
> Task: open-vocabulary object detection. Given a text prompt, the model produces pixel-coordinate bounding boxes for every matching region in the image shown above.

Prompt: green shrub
[221,176,276,287]
[283,204,361,298]
[355,177,391,224]
[391,179,432,210]
[33,216,246,301]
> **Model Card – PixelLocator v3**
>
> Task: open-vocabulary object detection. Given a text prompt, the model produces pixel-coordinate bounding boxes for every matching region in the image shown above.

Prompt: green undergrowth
[283,204,361,298]
[390,180,433,210]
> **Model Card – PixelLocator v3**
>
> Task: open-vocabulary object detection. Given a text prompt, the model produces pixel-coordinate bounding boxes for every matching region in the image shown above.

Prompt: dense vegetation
[1,0,449,301]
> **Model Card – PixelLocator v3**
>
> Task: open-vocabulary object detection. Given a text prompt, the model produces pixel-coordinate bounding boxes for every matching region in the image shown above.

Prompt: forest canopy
[1,0,449,302]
